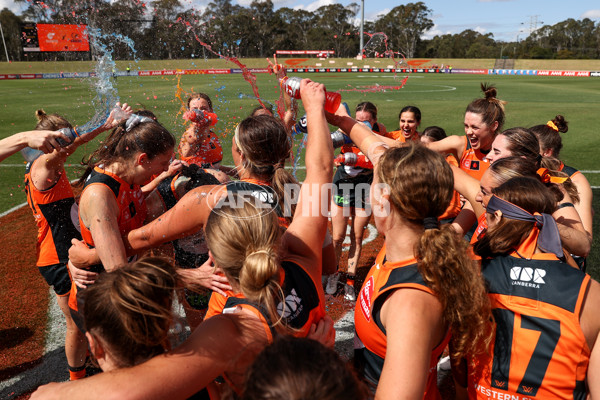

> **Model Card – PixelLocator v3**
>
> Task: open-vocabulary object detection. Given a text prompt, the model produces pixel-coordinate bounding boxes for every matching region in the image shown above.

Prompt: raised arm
[327,108,394,167]
[553,192,591,257]
[32,104,132,188]
[425,134,465,160]
[449,164,485,217]
[0,130,67,162]
[124,184,224,252]
[283,79,333,278]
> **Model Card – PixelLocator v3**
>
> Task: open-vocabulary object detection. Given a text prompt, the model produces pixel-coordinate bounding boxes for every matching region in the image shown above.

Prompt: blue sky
[2,0,599,42]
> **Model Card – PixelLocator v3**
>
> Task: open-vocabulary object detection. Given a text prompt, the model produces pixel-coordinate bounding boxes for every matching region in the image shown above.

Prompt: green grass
[1,68,599,277]
[3,58,600,74]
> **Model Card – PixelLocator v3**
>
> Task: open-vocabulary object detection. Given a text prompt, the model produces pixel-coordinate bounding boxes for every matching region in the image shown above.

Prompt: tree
[275,7,315,51]
[374,2,433,58]
[0,8,24,61]
[312,3,358,57]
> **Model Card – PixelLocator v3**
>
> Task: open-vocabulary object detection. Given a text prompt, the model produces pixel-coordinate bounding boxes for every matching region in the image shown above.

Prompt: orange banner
[37,24,89,52]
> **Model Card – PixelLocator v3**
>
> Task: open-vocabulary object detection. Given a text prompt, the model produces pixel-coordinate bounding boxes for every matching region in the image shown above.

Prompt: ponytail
[466,83,506,133]
[205,197,291,333]
[531,115,568,159]
[237,115,297,223]
[34,109,72,131]
[416,225,493,365]
[76,114,174,187]
[378,144,493,368]
[239,248,285,329]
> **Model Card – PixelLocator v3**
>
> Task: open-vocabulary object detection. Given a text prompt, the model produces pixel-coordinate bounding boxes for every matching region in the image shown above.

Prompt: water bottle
[184,109,218,126]
[280,76,342,114]
[21,105,129,163]
[334,153,373,169]
[293,115,308,134]
[20,147,45,163]
[331,130,352,148]
[20,127,75,163]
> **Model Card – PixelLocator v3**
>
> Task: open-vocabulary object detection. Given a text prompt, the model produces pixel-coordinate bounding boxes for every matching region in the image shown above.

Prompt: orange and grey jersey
[559,162,581,179]
[470,250,590,399]
[439,154,462,220]
[79,167,147,272]
[180,131,223,168]
[460,137,490,181]
[383,130,419,143]
[24,163,81,266]
[221,260,326,341]
[354,247,450,398]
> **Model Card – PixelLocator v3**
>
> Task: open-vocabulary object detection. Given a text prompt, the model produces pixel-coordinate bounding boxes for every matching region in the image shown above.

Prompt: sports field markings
[356,75,424,78]
[341,223,378,248]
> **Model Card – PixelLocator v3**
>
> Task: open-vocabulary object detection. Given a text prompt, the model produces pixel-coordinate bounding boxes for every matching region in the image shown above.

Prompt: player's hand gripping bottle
[280,76,341,114]
[183,109,218,126]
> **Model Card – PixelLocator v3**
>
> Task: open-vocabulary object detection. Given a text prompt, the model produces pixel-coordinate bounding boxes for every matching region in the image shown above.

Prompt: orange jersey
[79,167,147,249]
[354,246,450,398]
[24,163,81,266]
[460,137,490,181]
[219,260,326,340]
[340,144,373,170]
[383,130,419,142]
[471,213,488,246]
[439,154,462,220]
[559,162,581,179]
[69,167,147,312]
[179,130,223,167]
[470,235,591,399]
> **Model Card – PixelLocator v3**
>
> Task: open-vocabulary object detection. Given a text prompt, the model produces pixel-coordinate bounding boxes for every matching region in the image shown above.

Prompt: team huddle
[1,73,597,399]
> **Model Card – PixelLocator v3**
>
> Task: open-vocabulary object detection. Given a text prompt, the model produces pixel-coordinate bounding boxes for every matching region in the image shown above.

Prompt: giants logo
[462,159,480,170]
[359,276,374,321]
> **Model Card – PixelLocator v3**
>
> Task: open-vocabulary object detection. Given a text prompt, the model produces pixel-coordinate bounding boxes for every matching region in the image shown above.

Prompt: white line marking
[0,202,27,218]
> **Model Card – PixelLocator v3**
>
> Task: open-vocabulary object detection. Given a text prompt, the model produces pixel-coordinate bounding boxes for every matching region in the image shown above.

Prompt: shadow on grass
[0,328,34,352]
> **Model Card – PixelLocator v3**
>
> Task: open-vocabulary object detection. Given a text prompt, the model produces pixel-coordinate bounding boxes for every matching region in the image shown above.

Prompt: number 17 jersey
[470,252,590,400]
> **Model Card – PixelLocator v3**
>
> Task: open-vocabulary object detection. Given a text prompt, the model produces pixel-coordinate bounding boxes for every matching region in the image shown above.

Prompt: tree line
[0,0,599,62]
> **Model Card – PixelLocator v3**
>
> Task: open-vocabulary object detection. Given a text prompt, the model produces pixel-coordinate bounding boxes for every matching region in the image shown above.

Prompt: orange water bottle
[184,109,218,126]
[280,76,341,113]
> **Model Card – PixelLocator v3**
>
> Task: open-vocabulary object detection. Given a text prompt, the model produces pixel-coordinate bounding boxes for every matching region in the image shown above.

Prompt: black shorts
[332,167,372,209]
[38,263,72,296]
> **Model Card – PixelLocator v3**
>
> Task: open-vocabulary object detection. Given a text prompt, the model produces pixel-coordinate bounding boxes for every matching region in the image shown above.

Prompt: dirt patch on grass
[0,207,48,381]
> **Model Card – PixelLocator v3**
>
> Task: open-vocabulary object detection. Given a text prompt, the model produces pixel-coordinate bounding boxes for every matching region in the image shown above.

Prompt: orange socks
[68,364,86,380]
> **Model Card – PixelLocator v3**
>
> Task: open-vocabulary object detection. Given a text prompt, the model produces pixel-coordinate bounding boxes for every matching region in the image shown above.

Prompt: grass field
[1,63,600,277]
[2,70,600,209]
[0,60,600,396]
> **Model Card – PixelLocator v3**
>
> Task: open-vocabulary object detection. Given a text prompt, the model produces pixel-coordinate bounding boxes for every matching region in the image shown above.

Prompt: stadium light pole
[359,0,364,57]
[0,21,10,62]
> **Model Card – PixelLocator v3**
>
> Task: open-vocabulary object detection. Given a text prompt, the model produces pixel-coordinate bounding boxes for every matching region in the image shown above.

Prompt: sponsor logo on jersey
[359,276,374,321]
[510,266,546,288]
[277,288,304,320]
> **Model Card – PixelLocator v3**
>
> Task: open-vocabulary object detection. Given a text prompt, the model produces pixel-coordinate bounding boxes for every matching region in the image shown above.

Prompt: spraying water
[76,27,138,135]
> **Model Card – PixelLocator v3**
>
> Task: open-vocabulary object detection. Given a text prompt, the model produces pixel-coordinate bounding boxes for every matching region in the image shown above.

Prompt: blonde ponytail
[205,196,289,332]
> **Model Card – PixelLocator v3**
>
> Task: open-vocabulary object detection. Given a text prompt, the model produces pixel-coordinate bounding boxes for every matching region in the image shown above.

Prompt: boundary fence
[2,68,600,80]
